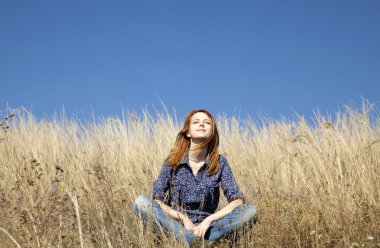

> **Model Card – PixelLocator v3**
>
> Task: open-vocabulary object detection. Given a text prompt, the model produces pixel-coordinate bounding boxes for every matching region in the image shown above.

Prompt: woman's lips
[196,129,206,132]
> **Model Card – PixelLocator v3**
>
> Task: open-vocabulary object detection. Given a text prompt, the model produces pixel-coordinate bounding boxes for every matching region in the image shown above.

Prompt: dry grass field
[0,103,379,247]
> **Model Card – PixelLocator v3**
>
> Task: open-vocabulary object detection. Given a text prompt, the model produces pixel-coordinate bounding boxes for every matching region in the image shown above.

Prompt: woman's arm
[155,199,196,232]
[154,199,185,221]
[205,198,243,223]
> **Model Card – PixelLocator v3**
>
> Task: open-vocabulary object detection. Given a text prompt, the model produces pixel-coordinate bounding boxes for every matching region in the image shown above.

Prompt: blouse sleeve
[152,163,172,201]
[220,156,245,203]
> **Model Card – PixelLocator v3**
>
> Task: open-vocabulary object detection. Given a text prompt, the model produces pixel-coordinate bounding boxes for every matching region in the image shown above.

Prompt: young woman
[133,109,256,247]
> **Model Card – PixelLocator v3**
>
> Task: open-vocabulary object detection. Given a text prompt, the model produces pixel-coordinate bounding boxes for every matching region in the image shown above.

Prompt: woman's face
[187,112,213,140]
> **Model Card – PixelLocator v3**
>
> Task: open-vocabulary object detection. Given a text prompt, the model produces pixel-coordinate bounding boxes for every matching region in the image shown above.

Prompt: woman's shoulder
[218,154,227,162]
[218,154,230,167]
[159,162,174,174]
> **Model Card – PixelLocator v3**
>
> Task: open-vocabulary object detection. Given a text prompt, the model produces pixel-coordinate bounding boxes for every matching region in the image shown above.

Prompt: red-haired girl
[133,110,256,247]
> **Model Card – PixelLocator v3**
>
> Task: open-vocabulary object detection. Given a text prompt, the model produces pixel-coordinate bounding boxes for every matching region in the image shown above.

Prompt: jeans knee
[247,204,257,216]
[237,204,257,224]
[133,195,150,214]
[245,204,258,223]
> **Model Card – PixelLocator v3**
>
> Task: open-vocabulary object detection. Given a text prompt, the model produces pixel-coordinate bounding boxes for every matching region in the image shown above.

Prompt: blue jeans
[133,195,257,246]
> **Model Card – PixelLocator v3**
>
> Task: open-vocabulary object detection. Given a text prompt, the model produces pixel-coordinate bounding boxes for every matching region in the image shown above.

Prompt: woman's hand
[193,218,212,238]
[182,215,196,232]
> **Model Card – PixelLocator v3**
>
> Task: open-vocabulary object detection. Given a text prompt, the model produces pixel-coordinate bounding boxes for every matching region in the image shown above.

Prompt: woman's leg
[204,203,257,241]
[133,195,197,246]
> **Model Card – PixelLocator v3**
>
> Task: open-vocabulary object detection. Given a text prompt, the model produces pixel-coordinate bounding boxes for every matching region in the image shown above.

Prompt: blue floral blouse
[152,151,244,223]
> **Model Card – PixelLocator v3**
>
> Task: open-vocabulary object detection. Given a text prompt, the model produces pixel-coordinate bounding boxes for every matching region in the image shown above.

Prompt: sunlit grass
[0,102,379,247]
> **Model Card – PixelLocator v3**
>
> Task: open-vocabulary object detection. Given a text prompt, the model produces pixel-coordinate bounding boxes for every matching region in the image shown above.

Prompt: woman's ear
[186,132,190,138]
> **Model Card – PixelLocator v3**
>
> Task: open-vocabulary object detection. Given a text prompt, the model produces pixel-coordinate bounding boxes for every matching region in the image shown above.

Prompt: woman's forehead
[191,112,210,120]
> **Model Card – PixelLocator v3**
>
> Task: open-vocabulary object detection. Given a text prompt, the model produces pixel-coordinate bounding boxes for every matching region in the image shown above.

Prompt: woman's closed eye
[193,121,210,124]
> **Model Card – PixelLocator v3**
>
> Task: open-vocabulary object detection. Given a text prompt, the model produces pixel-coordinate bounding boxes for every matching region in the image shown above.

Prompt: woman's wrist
[177,212,187,222]
[204,216,214,224]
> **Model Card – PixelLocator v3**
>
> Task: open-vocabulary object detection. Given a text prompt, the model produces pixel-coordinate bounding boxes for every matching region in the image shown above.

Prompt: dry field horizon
[0,102,379,247]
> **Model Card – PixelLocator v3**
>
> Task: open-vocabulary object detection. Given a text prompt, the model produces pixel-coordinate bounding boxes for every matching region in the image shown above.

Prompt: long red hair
[165,109,220,175]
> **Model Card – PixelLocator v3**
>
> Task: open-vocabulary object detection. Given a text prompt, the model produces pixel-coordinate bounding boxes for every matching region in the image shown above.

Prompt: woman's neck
[188,143,208,163]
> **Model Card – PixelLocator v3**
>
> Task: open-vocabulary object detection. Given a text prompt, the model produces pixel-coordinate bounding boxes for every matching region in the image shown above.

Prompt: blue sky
[1,1,379,121]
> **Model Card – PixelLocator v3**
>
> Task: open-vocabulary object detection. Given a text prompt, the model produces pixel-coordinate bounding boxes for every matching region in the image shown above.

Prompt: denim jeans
[133,195,256,246]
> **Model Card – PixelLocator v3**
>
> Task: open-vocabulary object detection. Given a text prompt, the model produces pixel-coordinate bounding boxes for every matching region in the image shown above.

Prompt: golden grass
[0,103,379,247]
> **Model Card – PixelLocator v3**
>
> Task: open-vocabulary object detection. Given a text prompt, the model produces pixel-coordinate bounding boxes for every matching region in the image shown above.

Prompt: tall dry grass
[0,103,379,247]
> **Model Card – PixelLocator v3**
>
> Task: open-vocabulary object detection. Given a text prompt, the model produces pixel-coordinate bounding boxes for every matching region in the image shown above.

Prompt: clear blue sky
[1,1,379,121]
